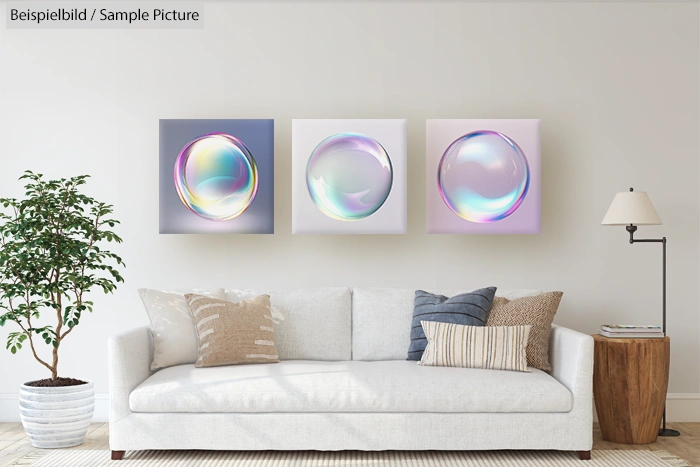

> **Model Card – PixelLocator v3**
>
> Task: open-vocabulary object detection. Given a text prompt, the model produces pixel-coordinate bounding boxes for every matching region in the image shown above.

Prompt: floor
[1,422,700,466]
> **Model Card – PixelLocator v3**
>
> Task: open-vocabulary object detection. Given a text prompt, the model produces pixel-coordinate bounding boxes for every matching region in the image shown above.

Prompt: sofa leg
[111,451,125,460]
[576,451,591,460]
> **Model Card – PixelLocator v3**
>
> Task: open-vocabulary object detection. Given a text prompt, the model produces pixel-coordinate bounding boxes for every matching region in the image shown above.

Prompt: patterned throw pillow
[419,321,531,372]
[184,294,279,368]
[407,287,497,361]
[486,291,563,371]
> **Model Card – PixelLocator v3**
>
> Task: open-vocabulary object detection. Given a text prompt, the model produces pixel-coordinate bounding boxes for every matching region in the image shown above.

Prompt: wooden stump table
[592,334,670,444]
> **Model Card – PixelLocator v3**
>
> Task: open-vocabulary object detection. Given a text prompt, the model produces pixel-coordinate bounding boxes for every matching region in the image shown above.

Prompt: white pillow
[138,288,225,370]
[225,289,286,324]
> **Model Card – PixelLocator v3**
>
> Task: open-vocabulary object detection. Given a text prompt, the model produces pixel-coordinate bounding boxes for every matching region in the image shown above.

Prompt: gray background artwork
[159,119,274,234]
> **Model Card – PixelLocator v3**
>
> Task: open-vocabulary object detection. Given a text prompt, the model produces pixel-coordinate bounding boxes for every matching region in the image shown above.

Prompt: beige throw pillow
[184,294,279,368]
[486,291,563,371]
[419,321,531,372]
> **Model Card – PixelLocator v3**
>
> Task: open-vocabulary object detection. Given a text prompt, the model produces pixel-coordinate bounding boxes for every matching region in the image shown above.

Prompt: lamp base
[658,428,681,437]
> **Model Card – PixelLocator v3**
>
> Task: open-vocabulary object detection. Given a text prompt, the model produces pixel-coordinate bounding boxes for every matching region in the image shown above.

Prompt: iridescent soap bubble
[174,133,258,221]
[306,133,393,221]
[438,131,529,223]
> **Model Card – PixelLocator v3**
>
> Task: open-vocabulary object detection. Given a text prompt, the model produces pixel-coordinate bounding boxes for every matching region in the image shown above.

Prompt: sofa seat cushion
[129,360,572,414]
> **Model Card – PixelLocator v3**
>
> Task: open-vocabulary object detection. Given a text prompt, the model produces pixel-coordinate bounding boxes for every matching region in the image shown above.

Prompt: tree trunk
[51,345,58,380]
[52,276,61,381]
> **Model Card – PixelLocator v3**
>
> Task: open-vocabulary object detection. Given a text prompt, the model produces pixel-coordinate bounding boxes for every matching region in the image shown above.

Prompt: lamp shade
[601,190,662,226]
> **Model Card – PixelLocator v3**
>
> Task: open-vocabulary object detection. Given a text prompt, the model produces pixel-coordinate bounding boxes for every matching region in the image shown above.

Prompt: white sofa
[108,287,594,460]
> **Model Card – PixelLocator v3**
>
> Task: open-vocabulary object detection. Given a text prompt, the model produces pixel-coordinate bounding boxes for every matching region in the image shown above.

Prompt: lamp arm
[626,224,664,243]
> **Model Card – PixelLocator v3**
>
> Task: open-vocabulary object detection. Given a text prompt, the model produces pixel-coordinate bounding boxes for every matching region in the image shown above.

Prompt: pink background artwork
[426,119,541,234]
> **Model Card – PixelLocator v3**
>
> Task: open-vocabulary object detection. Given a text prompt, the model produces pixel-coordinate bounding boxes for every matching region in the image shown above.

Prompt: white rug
[17,449,691,467]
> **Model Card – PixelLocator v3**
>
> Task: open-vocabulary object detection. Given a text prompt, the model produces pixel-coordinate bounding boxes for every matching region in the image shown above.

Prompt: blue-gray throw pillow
[407,287,497,361]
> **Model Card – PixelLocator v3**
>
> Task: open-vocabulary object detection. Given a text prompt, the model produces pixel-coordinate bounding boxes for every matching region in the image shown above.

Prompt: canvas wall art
[292,119,407,234]
[159,119,274,234]
[426,119,541,234]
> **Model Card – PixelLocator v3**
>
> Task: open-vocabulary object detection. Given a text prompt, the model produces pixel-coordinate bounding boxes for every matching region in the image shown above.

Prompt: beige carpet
[15,449,691,467]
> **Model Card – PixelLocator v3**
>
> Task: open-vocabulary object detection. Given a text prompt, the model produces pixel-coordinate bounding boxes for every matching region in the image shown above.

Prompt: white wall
[0,2,698,421]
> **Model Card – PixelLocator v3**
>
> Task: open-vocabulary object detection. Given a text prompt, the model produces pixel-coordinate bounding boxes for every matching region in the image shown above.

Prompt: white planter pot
[19,380,94,449]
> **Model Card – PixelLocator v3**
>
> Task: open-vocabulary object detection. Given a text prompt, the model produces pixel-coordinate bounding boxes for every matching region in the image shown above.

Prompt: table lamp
[601,188,679,437]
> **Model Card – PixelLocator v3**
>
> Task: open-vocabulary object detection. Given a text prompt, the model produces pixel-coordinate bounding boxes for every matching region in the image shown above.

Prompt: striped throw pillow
[419,321,531,372]
[407,288,497,361]
[184,294,279,368]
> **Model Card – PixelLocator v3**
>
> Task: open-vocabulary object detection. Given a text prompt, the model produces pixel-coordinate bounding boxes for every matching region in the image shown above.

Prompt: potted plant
[0,172,124,448]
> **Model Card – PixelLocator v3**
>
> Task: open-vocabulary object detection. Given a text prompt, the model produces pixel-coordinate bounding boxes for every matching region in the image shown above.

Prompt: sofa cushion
[225,288,351,361]
[130,360,572,414]
[352,288,543,361]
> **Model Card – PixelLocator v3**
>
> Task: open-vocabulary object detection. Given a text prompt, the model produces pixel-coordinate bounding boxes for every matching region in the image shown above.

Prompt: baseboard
[0,393,110,422]
[2,393,700,423]
[666,394,700,422]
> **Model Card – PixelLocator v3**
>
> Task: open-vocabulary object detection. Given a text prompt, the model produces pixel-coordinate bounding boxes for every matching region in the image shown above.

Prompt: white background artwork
[292,119,407,234]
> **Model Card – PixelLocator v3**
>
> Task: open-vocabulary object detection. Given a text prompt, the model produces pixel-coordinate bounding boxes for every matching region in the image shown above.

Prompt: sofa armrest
[108,326,153,425]
[549,325,594,409]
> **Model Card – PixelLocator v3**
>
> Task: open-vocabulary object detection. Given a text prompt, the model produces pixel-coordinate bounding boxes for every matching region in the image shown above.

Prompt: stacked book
[598,325,663,338]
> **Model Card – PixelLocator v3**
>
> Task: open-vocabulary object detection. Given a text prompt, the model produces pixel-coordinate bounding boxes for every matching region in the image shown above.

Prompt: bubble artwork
[437,130,530,223]
[174,133,258,221]
[306,133,393,221]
